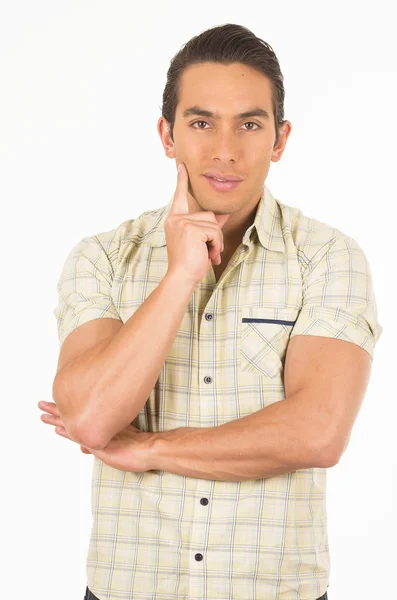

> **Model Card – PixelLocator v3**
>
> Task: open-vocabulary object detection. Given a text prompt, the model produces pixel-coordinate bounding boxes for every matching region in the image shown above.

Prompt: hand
[38,400,154,472]
[164,162,231,287]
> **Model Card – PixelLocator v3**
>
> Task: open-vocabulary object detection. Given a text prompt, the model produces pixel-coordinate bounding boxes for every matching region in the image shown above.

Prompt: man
[39,23,382,600]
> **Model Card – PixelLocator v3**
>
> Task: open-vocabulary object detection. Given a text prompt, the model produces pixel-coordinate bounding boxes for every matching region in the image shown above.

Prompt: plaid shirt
[54,184,382,599]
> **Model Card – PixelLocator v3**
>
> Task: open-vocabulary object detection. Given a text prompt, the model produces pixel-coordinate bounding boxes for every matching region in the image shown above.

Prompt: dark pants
[84,585,328,599]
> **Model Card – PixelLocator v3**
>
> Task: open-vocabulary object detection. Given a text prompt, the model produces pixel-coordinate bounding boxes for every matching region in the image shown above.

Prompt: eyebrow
[182,106,271,121]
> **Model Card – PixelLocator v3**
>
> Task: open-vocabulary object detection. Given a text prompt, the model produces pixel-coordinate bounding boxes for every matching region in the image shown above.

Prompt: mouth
[203,175,243,192]
[203,171,243,182]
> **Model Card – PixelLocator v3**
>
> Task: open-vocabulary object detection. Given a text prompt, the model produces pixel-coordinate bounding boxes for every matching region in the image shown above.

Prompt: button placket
[203,311,214,384]
[194,308,212,570]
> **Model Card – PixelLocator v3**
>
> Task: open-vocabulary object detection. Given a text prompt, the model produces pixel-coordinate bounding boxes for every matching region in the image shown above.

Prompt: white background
[1,1,395,598]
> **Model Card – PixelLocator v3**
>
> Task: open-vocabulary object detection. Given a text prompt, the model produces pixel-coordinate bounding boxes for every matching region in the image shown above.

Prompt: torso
[212,247,238,283]
[212,265,225,283]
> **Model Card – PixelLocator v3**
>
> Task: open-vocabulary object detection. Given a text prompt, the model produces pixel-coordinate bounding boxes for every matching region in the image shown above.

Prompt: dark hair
[161,23,287,148]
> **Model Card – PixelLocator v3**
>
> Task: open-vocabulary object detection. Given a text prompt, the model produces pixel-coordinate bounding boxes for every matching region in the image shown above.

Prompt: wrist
[144,428,185,472]
[163,269,198,294]
[145,427,206,477]
[143,431,168,471]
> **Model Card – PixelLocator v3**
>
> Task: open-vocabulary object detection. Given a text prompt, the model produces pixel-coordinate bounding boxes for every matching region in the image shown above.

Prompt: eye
[190,121,261,130]
[191,120,209,129]
[243,122,261,131]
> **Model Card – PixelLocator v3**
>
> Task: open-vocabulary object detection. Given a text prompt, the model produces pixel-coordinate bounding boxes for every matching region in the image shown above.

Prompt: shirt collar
[145,183,285,253]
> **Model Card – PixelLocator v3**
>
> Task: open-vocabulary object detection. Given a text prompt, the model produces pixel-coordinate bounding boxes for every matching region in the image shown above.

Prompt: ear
[157,116,176,159]
[271,120,292,163]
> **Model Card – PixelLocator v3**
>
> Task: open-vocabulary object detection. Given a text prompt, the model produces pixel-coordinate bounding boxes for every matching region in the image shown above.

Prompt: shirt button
[205,313,213,321]
[195,553,203,561]
[200,498,209,505]
[204,376,212,384]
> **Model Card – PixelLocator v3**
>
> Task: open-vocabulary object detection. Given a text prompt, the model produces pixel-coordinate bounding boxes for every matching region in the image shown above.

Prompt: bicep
[283,334,372,464]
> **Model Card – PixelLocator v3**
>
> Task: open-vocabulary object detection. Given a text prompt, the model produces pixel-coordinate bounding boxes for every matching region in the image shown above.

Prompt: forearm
[150,391,332,481]
[54,271,196,450]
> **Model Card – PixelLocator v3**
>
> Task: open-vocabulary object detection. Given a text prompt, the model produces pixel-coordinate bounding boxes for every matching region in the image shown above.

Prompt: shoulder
[276,198,361,268]
[115,203,168,248]
[72,203,168,269]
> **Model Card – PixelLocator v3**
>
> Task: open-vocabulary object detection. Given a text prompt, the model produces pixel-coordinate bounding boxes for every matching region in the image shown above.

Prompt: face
[158,61,292,239]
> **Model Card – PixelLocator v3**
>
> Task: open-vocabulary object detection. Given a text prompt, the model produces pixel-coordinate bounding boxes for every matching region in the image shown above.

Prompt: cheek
[251,147,273,170]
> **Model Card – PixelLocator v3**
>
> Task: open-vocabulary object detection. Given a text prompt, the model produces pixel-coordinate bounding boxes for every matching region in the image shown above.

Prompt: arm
[145,233,379,482]
[54,270,195,451]
[149,390,328,482]
[148,335,372,481]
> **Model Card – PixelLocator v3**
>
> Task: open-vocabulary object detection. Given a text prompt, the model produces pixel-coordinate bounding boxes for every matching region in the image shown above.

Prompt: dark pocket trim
[242,318,297,325]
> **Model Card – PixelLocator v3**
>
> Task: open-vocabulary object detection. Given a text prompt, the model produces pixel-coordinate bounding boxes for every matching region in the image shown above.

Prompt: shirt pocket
[240,307,298,378]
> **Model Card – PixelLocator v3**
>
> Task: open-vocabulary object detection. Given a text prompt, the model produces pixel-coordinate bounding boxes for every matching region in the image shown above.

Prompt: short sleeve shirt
[54,184,383,600]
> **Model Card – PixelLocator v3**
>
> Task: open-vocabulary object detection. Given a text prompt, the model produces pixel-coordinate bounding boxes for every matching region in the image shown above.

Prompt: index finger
[169,162,190,216]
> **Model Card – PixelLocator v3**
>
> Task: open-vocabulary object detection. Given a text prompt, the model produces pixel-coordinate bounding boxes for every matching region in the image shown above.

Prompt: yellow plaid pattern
[54,184,382,599]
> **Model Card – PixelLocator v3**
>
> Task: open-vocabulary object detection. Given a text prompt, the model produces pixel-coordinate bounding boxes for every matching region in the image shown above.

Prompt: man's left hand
[38,400,156,473]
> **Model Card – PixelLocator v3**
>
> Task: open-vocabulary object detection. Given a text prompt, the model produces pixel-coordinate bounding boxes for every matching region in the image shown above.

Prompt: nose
[211,127,238,163]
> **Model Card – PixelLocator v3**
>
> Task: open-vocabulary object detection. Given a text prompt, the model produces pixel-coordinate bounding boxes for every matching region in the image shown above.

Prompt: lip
[204,175,242,192]
[203,171,243,182]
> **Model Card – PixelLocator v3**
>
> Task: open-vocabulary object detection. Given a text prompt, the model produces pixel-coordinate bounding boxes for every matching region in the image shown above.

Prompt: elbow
[320,429,350,467]
[319,447,339,468]
[316,438,341,468]
[52,375,105,451]
[69,405,114,451]
[66,406,110,451]
[307,430,340,468]
[70,422,107,451]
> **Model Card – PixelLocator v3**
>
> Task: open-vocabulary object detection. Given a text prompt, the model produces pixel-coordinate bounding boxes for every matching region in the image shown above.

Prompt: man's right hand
[164,162,231,287]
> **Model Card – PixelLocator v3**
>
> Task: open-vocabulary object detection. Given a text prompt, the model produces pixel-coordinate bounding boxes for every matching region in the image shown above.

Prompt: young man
[40,23,382,600]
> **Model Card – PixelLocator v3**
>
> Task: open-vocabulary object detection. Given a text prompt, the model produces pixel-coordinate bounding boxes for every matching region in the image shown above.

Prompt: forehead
[177,62,273,112]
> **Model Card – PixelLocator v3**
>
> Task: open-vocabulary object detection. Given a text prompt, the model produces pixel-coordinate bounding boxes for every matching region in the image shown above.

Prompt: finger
[169,162,189,216]
[213,233,224,264]
[41,413,63,427]
[182,220,222,264]
[205,225,224,263]
[195,221,224,261]
[180,219,219,261]
[215,213,231,228]
[55,427,70,439]
[38,401,59,416]
[55,427,80,446]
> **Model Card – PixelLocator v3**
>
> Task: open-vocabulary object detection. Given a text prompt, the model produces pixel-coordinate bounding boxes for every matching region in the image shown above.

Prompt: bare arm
[53,271,195,450]
[53,162,228,452]
[146,335,372,481]
[147,389,330,482]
